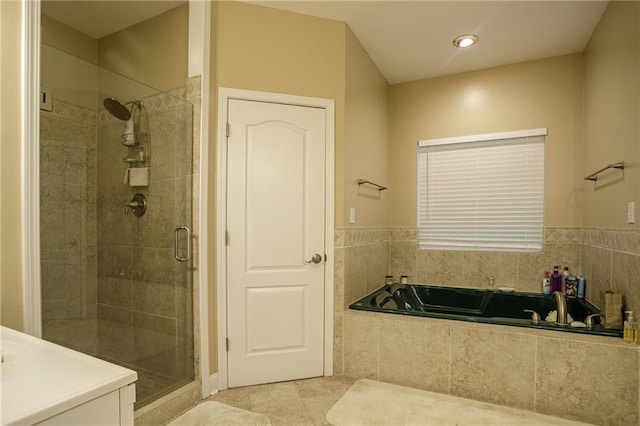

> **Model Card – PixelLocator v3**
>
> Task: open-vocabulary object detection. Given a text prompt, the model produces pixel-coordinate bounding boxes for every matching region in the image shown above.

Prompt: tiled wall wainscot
[343,310,640,425]
[388,227,582,293]
[334,227,390,374]
[581,228,640,314]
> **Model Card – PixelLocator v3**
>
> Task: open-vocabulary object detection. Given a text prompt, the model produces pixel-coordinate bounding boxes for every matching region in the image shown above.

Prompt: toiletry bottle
[551,266,560,293]
[623,311,638,344]
[561,267,570,294]
[577,276,586,299]
[542,271,551,295]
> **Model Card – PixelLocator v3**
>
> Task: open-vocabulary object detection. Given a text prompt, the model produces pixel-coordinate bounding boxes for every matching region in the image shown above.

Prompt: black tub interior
[350,283,622,338]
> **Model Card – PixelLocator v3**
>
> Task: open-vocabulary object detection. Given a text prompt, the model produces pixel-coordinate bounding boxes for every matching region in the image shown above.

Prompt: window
[417,129,546,252]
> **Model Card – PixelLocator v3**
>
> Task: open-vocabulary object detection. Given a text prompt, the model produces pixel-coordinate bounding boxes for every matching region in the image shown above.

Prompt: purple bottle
[551,266,561,293]
[561,266,570,294]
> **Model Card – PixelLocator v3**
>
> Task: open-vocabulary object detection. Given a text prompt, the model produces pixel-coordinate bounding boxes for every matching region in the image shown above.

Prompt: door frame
[216,88,335,391]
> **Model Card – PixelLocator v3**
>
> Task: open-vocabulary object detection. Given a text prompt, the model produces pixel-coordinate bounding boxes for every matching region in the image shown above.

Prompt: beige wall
[41,16,99,110]
[344,27,390,228]
[98,3,189,92]
[216,1,346,226]
[41,14,97,64]
[0,0,25,330]
[388,54,585,228]
[583,1,640,229]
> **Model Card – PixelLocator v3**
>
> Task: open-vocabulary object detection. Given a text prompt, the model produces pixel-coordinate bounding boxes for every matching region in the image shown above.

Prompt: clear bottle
[542,271,551,295]
[561,266,570,294]
[577,276,586,299]
[623,311,638,344]
[551,266,561,293]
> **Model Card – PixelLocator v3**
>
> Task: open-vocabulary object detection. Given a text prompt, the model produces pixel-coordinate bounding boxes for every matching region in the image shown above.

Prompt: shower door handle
[174,226,190,262]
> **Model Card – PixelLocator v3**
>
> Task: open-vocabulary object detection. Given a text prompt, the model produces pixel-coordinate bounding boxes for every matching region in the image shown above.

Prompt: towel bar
[358,179,387,191]
[584,161,624,181]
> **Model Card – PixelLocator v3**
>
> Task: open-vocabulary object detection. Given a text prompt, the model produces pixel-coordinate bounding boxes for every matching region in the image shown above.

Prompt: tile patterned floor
[207,376,358,426]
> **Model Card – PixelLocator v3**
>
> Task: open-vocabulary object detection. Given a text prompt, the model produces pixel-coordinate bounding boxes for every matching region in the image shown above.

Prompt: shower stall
[39,43,195,408]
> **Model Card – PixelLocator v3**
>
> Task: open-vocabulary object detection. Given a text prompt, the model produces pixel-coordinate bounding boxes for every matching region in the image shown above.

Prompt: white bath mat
[167,401,271,426]
[326,379,592,426]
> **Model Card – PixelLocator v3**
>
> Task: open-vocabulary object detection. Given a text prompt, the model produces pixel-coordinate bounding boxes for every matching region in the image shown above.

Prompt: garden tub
[349,283,622,338]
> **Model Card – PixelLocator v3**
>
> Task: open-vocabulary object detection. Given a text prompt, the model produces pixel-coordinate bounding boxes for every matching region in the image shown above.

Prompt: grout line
[515,252,520,289]
[448,326,452,395]
[376,317,381,381]
[609,248,614,290]
[532,337,538,412]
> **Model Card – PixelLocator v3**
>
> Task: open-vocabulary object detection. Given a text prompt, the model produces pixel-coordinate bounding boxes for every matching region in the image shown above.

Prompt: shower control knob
[123,193,147,217]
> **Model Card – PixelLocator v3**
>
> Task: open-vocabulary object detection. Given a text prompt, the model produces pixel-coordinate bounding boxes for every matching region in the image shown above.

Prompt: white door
[226,99,326,388]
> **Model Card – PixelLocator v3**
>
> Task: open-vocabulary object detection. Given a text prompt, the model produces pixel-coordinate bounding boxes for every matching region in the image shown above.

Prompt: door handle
[304,253,323,264]
[174,226,190,262]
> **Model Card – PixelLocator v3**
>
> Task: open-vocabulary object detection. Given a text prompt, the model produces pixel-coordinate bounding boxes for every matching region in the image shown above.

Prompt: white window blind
[417,129,546,252]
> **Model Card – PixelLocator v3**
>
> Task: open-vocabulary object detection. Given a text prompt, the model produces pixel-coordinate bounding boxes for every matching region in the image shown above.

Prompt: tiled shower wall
[40,102,98,322]
[40,78,200,409]
[95,87,194,385]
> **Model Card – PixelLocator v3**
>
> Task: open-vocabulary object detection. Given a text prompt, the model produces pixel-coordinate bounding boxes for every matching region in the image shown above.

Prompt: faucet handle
[585,314,601,329]
[523,309,541,324]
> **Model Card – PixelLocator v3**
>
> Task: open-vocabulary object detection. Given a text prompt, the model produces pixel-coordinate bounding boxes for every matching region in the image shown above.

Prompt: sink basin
[1,338,34,379]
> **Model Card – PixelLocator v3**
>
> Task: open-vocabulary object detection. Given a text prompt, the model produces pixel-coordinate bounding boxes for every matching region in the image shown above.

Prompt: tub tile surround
[390,226,584,292]
[337,226,594,308]
[342,310,640,425]
[581,228,640,314]
[384,226,640,313]
[536,338,639,425]
[338,228,391,311]
[336,226,640,424]
[378,317,450,394]
[450,328,536,411]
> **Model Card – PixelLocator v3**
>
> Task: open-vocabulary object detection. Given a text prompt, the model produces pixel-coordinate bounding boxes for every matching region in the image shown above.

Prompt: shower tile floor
[207,376,358,426]
[42,318,192,409]
[96,355,191,408]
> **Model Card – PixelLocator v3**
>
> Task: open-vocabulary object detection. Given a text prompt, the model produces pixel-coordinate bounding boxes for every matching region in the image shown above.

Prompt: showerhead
[103,97,131,121]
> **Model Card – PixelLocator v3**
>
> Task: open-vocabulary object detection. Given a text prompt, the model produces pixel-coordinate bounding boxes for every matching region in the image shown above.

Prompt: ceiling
[41,0,609,84]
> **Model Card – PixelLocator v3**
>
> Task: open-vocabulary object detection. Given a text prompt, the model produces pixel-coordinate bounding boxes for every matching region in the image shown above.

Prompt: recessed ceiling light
[453,34,479,48]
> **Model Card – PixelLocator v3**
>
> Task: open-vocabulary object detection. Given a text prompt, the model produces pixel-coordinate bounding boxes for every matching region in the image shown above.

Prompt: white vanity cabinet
[36,385,135,426]
[1,326,137,426]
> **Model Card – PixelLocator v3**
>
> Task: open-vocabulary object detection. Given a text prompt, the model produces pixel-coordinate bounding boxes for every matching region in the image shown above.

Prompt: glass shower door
[40,44,195,408]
